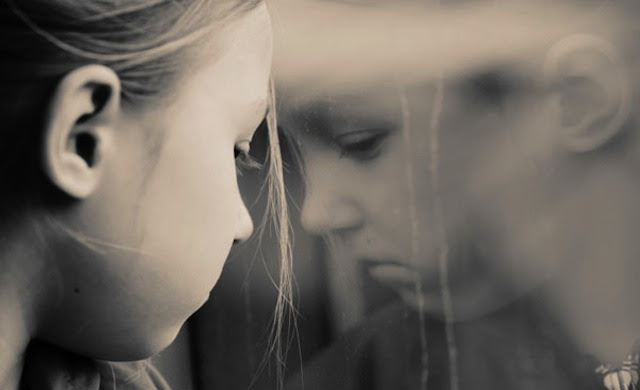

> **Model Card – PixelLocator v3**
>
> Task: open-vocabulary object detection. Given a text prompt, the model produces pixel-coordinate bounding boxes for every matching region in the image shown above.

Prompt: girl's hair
[0,0,261,209]
[0,0,292,383]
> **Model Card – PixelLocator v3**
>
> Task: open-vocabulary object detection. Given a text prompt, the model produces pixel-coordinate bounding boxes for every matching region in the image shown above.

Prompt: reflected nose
[301,192,362,235]
[300,161,363,235]
[234,202,254,244]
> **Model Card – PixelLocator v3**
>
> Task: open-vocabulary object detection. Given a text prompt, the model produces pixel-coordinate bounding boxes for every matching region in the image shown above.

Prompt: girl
[274,1,640,389]
[0,0,291,388]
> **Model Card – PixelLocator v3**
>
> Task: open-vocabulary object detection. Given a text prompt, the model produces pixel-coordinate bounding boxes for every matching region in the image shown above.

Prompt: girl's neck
[541,166,640,367]
[0,291,32,390]
[542,237,640,367]
[0,230,44,390]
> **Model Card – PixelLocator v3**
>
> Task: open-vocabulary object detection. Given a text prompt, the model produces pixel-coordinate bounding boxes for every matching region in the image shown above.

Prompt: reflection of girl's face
[285,74,563,320]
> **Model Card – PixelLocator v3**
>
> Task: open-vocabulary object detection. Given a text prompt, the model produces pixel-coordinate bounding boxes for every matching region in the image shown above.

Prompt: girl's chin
[116,324,184,361]
[82,317,188,362]
[394,282,522,322]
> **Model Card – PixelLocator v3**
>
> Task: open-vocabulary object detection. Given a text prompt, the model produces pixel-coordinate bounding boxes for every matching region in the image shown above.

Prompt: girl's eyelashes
[234,141,261,176]
[334,128,391,161]
[234,140,250,159]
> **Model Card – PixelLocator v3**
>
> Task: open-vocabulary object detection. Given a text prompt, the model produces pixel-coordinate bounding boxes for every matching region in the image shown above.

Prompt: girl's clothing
[286,296,603,390]
[20,342,171,390]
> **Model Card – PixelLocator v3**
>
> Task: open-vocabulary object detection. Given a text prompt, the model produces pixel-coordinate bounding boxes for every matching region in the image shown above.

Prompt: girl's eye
[334,128,390,161]
[234,141,261,176]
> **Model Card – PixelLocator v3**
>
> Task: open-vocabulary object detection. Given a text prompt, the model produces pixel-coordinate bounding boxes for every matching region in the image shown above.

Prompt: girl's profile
[0,1,291,389]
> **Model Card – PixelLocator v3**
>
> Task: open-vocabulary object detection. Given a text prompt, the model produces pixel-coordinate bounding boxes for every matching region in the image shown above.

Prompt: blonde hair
[264,81,295,389]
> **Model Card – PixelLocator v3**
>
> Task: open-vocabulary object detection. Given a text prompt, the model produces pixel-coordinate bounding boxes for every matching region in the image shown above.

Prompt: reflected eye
[234,141,260,176]
[334,128,390,161]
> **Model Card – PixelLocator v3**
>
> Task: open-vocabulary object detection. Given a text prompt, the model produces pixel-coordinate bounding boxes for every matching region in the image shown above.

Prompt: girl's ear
[543,34,631,153]
[43,65,121,199]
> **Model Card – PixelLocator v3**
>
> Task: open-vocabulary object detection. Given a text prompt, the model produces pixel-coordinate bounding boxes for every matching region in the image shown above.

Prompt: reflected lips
[360,259,444,313]
[361,259,422,289]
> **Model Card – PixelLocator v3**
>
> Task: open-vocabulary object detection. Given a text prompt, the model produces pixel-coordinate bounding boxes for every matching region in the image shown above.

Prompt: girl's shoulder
[20,342,172,390]
[96,360,172,390]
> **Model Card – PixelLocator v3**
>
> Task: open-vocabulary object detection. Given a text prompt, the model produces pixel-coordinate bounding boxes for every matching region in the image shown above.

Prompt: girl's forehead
[279,87,403,134]
[273,0,621,99]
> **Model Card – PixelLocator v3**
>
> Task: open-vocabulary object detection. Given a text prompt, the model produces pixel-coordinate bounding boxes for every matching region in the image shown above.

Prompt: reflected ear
[543,34,631,152]
[43,65,121,198]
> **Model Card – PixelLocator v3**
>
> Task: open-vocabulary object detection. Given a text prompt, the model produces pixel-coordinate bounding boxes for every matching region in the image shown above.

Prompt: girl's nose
[234,202,254,244]
[300,157,364,235]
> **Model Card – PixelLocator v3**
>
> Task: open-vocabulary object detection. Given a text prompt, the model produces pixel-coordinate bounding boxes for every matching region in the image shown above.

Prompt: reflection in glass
[271,1,640,389]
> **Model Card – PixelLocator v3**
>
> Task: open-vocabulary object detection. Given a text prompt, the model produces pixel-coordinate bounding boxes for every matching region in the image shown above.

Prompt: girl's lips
[364,262,423,289]
[362,259,523,320]
[363,262,445,313]
[361,258,449,296]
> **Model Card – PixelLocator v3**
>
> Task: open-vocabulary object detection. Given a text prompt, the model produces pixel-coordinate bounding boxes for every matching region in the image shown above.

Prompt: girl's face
[286,74,563,321]
[42,4,272,360]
